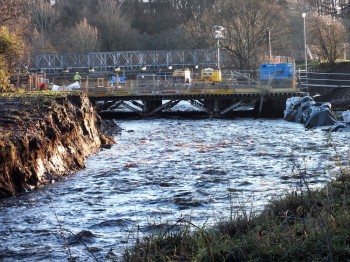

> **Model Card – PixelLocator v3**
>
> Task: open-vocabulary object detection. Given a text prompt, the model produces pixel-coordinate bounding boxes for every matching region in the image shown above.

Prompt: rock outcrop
[0,92,115,197]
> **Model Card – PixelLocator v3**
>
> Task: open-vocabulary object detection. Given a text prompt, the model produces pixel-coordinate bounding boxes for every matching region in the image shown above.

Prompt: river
[0,118,349,261]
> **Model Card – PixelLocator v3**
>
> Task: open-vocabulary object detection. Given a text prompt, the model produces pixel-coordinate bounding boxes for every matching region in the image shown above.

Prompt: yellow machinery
[200,68,222,82]
[172,68,191,83]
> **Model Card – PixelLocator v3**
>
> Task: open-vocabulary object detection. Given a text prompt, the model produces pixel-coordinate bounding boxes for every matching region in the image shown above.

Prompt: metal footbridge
[29,49,219,73]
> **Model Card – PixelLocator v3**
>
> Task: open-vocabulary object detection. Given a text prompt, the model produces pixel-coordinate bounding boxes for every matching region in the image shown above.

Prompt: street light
[302,13,307,72]
[115,66,120,88]
[63,68,69,83]
[86,68,95,90]
[213,25,224,70]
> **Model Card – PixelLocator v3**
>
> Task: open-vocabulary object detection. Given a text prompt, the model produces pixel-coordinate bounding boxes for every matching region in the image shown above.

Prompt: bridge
[29,49,219,73]
[76,68,350,116]
[25,60,350,116]
[77,72,306,117]
[24,52,350,115]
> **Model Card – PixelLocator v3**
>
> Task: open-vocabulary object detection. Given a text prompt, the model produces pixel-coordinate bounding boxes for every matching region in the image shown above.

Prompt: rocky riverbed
[0,92,115,198]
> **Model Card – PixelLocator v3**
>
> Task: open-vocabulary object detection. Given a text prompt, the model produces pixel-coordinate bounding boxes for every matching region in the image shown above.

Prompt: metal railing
[15,70,300,96]
[77,71,298,97]
[298,71,350,91]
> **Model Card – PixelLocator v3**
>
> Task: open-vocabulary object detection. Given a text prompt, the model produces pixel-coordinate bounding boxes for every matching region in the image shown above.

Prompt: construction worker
[73,72,81,84]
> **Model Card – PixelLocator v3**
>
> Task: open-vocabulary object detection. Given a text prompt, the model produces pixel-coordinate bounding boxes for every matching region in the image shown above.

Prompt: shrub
[0,26,23,92]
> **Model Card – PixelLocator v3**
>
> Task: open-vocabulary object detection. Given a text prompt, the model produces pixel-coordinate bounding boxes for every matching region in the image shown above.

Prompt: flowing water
[0,118,349,261]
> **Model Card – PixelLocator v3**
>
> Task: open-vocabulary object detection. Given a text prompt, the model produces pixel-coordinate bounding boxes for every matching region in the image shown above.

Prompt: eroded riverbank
[0,92,114,197]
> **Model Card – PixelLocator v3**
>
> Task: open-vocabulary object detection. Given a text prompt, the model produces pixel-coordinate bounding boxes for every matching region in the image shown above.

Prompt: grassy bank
[123,143,350,261]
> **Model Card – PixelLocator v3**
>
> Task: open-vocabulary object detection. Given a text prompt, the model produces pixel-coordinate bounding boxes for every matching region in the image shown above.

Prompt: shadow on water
[98,109,256,120]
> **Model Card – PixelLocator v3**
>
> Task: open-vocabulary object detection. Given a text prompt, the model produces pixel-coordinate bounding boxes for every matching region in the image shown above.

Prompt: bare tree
[182,10,216,49]
[141,26,190,50]
[24,0,306,55]
[54,0,98,28]
[305,0,342,16]
[27,0,59,54]
[183,0,290,70]
[0,0,28,26]
[29,0,59,36]
[95,0,140,51]
[29,28,56,54]
[56,18,99,53]
[308,15,347,64]
[221,0,290,69]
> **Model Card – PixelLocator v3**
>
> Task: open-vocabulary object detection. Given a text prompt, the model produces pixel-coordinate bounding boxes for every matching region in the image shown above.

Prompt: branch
[0,0,28,25]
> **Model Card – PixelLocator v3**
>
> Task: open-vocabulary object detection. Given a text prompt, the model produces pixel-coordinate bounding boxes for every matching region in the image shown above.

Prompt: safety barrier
[83,72,297,97]
[18,70,298,95]
[298,71,350,91]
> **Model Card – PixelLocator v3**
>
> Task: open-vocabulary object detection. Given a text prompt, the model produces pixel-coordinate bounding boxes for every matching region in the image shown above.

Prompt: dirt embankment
[0,92,115,198]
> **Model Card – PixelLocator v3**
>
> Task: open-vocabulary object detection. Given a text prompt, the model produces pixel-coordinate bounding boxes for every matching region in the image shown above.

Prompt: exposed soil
[0,92,115,198]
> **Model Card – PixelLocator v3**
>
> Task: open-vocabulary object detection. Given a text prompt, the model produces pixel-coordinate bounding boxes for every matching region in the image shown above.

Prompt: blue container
[259,63,293,81]
[110,76,127,84]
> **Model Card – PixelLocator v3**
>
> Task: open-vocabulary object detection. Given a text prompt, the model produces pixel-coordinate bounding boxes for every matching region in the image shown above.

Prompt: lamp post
[87,68,95,90]
[63,68,69,84]
[302,13,307,72]
[213,25,224,70]
[166,65,173,80]
[115,66,120,88]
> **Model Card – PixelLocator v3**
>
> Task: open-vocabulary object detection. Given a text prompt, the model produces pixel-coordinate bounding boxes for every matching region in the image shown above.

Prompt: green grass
[295,61,322,71]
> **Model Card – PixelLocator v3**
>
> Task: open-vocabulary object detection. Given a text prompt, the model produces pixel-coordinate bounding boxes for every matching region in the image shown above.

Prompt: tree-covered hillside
[0,0,350,84]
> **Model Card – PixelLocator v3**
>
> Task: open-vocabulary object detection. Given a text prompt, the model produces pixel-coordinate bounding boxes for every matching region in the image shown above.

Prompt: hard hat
[76,72,79,74]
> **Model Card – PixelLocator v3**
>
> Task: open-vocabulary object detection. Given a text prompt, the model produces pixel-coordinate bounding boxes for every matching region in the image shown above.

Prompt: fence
[298,71,350,91]
[78,71,297,97]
